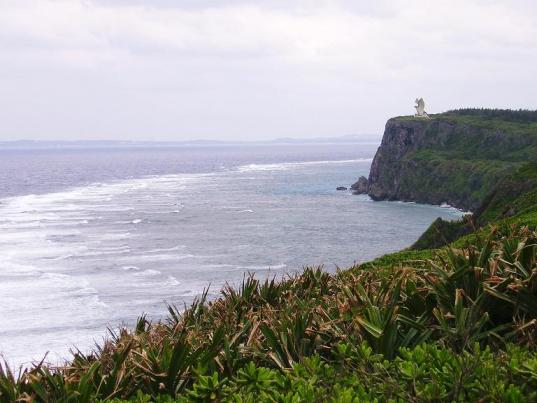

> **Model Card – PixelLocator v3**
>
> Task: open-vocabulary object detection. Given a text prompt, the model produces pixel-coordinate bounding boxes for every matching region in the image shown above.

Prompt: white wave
[201,264,235,269]
[166,276,180,286]
[91,245,130,252]
[74,247,131,258]
[236,158,372,172]
[2,243,87,261]
[144,245,186,254]
[46,254,74,261]
[0,173,209,215]
[0,261,42,277]
[93,232,131,241]
[122,265,141,271]
[237,263,287,271]
[1,271,108,319]
[132,269,161,277]
[237,163,290,172]
[134,253,197,262]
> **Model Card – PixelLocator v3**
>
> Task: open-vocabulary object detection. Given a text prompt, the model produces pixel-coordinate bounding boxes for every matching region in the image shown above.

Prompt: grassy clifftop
[396,108,537,132]
[367,109,537,212]
[1,111,537,402]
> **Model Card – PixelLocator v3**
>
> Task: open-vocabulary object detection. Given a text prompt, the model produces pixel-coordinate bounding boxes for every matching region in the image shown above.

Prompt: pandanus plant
[340,274,432,359]
[426,226,537,347]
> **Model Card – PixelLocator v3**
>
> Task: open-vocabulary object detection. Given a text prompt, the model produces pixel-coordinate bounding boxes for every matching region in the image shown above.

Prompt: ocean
[0,143,463,366]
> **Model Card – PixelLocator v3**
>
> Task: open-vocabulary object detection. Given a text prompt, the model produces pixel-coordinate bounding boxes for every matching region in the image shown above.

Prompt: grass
[394,109,537,139]
[392,110,537,169]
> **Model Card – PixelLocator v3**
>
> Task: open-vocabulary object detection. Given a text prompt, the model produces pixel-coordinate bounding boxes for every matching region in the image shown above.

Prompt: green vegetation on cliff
[413,161,537,250]
[368,109,537,212]
[1,110,536,402]
[443,108,537,124]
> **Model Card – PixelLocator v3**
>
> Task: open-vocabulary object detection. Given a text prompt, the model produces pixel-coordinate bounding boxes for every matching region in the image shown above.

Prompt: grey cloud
[0,0,535,141]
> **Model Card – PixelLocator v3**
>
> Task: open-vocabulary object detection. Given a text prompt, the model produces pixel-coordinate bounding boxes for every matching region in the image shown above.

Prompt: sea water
[0,143,463,366]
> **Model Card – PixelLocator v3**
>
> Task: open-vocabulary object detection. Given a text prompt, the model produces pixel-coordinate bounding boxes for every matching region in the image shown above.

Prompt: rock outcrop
[365,115,537,211]
[350,176,368,194]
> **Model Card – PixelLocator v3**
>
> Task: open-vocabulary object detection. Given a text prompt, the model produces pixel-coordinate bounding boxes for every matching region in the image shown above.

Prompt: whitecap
[47,254,74,261]
[98,233,131,241]
[132,269,161,277]
[122,265,141,272]
[236,158,372,172]
[166,276,180,286]
[144,245,186,254]
[237,263,287,271]
[134,253,196,262]
[237,163,290,172]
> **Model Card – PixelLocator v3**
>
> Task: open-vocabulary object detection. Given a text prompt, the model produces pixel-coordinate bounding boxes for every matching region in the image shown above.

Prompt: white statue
[414,98,429,118]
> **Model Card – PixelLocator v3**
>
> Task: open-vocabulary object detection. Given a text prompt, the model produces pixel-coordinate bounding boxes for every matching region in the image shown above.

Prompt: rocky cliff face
[364,116,534,211]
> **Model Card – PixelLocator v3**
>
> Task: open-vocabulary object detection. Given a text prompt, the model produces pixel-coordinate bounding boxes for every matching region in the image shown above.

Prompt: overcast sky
[1,0,536,141]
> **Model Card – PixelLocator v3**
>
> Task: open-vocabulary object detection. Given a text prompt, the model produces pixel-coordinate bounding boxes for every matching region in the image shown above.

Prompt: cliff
[364,111,537,211]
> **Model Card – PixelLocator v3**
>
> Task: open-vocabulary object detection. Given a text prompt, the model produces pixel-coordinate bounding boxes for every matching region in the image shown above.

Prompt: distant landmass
[0,134,380,149]
[271,134,381,144]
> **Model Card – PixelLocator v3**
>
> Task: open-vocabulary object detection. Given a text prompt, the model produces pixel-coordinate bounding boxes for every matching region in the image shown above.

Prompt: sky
[0,0,536,141]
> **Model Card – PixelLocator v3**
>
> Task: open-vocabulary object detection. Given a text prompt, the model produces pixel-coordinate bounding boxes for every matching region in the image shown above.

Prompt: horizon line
[0,134,382,146]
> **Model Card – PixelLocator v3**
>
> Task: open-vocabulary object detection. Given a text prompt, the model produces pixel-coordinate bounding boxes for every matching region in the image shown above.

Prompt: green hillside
[412,160,537,250]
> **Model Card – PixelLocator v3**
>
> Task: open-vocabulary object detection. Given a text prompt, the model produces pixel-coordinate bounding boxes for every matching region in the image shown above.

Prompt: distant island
[2,109,537,401]
[0,134,380,150]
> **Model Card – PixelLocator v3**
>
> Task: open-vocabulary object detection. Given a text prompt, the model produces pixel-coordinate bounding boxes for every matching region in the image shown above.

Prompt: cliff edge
[363,110,537,212]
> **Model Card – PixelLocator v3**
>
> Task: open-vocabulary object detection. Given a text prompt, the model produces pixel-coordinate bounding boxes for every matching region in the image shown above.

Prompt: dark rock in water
[351,176,368,194]
[336,186,348,191]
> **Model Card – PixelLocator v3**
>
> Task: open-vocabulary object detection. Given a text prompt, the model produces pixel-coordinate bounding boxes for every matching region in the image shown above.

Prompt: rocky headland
[356,110,537,212]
